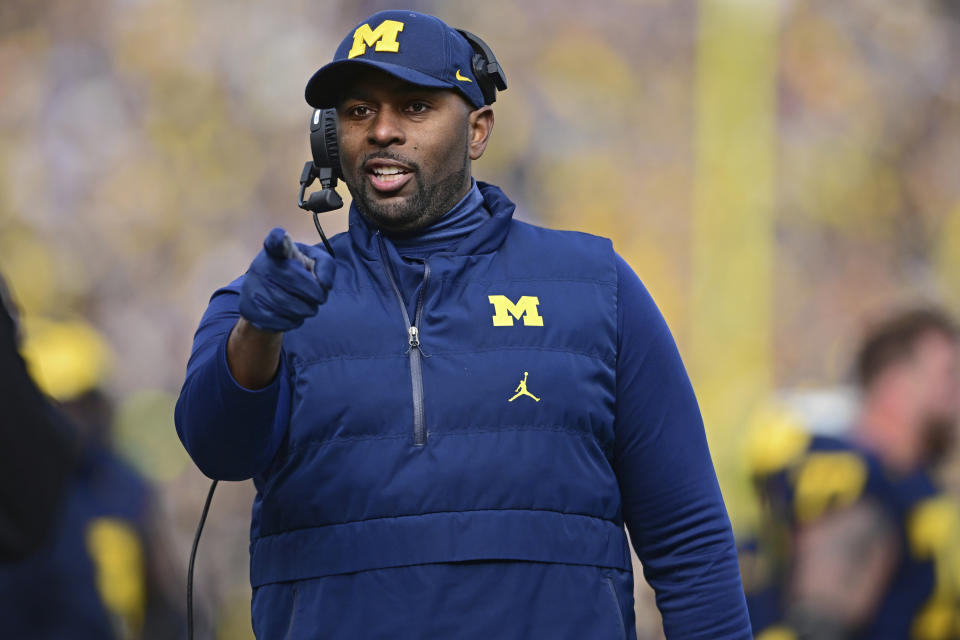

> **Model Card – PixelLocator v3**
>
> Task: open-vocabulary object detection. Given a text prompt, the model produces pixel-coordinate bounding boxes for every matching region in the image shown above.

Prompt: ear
[467,106,494,161]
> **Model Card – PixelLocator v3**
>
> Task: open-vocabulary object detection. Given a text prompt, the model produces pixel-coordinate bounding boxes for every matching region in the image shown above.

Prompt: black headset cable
[187,478,217,640]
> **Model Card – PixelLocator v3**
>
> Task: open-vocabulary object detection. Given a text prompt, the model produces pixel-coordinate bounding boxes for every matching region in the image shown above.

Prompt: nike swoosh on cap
[455,69,472,82]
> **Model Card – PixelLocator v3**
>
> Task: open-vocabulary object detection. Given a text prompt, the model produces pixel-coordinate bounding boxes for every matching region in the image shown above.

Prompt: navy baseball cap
[305,10,486,110]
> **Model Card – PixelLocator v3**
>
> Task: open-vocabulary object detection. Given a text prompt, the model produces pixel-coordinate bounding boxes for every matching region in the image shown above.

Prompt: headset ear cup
[471,53,495,106]
[309,109,342,180]
[321,109,341,179]
[457,29,506,105]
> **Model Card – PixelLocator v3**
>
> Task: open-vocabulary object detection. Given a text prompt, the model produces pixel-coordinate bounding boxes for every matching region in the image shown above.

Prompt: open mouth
[366,162,414,194]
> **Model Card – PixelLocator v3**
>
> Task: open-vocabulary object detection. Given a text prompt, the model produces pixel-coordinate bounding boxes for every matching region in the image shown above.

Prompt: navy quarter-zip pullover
[176,181,751,639]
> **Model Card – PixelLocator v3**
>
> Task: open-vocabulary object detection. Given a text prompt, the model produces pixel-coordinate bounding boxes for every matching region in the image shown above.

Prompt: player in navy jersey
[743,308,960,639]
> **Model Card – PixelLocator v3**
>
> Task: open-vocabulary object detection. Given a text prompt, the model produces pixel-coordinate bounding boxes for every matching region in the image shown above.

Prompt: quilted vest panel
[250,186,626,586]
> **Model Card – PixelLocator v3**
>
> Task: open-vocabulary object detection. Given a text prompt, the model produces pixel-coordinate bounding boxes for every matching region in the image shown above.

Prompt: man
[176,10,750,638]
[745,308,960,639]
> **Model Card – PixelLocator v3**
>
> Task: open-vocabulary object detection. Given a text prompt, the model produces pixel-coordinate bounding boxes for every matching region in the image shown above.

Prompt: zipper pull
[408,326,420,348]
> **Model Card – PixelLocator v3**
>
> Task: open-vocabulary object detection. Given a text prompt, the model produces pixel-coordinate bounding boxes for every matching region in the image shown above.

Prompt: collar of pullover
[384,180,487,259]
[347,181,516,261]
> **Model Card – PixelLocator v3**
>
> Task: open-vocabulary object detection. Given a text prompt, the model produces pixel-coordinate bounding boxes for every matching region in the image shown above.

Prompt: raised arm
[174,228,335,480]
[174,283,292,480]
[612,255,751,638]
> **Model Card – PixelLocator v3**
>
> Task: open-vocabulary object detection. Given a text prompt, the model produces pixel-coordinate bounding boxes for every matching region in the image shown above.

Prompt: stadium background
[2,0,959,637]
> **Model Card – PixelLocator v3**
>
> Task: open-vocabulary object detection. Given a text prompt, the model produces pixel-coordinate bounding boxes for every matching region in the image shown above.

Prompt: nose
[367,108,405,147]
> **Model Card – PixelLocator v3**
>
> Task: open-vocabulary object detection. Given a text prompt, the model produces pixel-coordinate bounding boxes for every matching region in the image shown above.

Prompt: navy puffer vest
[247,182,626,587]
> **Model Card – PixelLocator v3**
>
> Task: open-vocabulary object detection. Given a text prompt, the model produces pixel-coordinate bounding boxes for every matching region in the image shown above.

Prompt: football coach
[176,10,751,639]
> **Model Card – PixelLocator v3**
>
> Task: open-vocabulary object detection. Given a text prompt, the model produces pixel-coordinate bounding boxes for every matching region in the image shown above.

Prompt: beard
[346,150,468,234]
[921,415,958,469]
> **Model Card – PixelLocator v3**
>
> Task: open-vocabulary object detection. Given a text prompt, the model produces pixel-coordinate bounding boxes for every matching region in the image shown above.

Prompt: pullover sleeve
[612,255,751,638]
[174,279,291,481]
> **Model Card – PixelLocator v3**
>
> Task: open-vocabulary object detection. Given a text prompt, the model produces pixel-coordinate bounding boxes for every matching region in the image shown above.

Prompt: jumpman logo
[508,371,540,403]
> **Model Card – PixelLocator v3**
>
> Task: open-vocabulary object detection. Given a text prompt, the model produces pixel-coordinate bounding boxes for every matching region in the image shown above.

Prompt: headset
[187,28,506,640]
[457,29,508,106]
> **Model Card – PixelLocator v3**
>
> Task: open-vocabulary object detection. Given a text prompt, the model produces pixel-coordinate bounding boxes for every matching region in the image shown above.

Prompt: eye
[346,104,372,118]
[407,101,430,114]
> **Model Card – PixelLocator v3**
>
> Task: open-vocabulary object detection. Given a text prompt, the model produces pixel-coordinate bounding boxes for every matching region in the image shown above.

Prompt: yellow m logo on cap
[488,295,544,327]
[348,20,405,59]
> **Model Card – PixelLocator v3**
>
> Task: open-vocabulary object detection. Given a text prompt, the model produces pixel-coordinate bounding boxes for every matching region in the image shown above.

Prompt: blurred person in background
[0,274,75,563]
[743,308,960,639]
[176,9,750,639]
[0,316,186,639]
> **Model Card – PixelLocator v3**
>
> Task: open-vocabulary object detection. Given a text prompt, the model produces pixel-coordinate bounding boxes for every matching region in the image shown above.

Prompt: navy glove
[238,227,335,332]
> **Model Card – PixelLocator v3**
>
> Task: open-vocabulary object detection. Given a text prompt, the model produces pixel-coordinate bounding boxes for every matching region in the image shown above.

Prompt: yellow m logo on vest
[488,295,544,327]
[348,20,405,59]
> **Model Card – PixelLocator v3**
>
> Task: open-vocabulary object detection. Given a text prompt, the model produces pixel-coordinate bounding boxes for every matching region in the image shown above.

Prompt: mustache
[361,151,420,173]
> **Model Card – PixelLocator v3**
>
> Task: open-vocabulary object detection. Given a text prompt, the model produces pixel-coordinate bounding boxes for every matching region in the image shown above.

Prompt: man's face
[335,68,488,233]
[909,331,960,463]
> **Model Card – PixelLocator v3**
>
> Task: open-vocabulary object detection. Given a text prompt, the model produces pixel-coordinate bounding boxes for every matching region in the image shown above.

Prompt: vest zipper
[377,233,430,446]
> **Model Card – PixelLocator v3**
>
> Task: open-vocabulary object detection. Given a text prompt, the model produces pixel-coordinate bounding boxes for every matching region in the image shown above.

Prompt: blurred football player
[0,275,75,563]
[744,308,960,639]
[0,318,185,640]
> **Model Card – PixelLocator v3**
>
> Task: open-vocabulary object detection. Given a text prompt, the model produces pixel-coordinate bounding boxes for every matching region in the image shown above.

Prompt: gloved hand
[238,227,335,332]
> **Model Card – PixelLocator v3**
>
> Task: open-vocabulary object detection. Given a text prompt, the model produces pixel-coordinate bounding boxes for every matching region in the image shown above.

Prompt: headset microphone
[297,107,342,256]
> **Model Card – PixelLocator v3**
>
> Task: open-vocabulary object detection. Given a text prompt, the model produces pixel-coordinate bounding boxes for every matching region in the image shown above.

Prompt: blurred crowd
[2,0,960,638]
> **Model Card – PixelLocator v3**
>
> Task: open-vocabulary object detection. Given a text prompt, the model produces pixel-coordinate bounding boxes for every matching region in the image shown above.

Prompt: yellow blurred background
[2,0,959,637]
